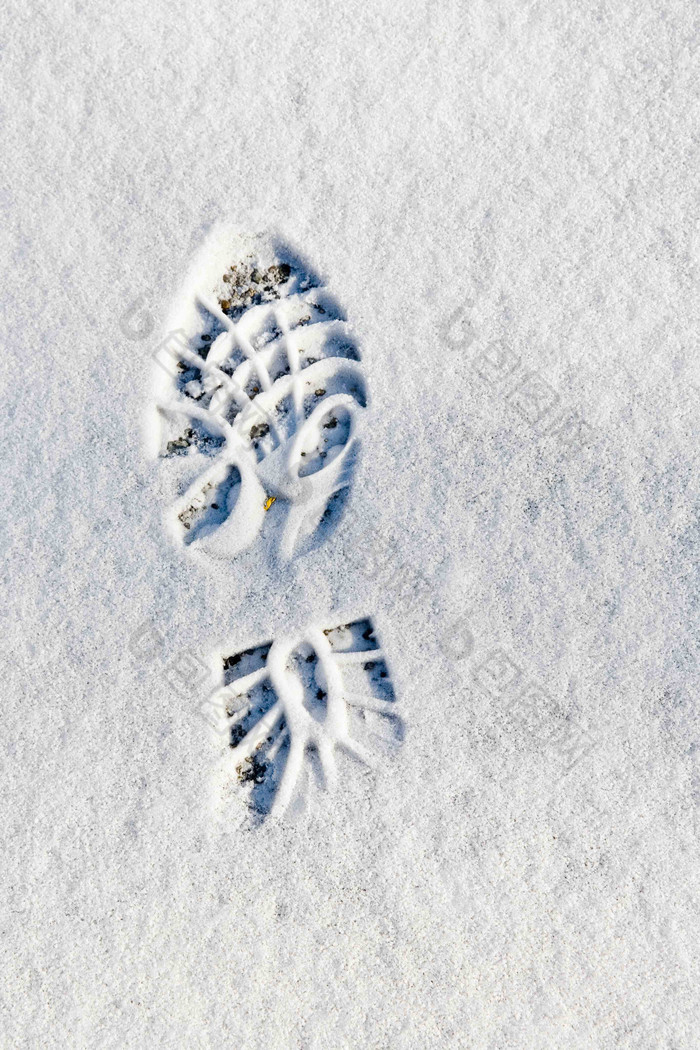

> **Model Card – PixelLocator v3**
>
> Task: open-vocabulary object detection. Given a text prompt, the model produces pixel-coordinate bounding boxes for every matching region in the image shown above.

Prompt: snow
[2,0,700,1046]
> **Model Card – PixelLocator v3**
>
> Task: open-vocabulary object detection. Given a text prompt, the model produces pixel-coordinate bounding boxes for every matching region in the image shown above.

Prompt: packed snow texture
[2,1,699,1047]
[149,227,365,562]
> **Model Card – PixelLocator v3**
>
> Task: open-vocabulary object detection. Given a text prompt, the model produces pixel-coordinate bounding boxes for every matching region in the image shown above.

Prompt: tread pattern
[208,617,401,819]
[150,230,366,560]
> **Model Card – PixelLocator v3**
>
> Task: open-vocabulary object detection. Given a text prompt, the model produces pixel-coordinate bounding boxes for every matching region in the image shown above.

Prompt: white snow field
[2,1,700,1047]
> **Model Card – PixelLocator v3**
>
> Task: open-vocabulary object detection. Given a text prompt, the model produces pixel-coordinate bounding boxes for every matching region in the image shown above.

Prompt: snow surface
[2,1,700,1047]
